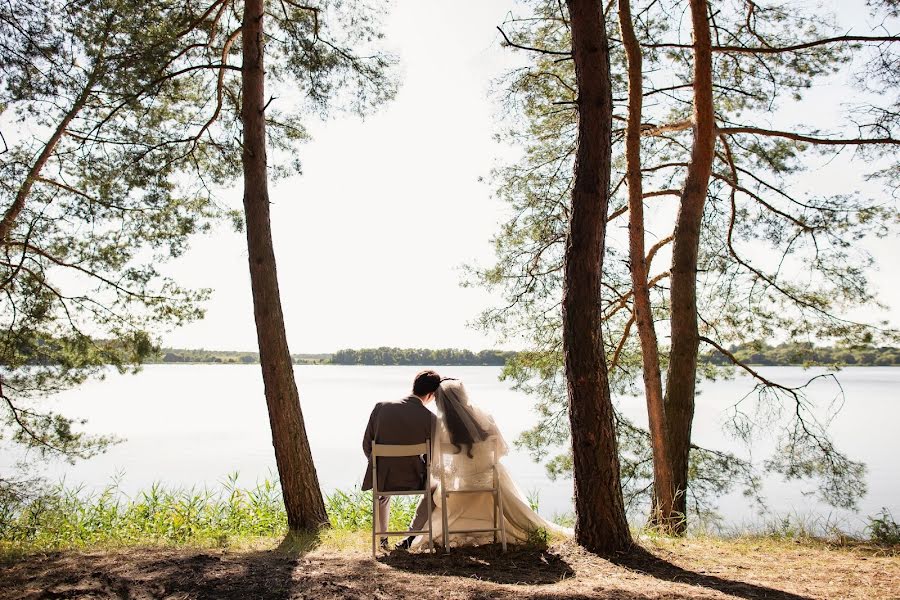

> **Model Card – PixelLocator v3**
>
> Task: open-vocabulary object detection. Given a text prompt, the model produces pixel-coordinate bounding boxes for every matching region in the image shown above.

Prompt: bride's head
[435,379,488,458]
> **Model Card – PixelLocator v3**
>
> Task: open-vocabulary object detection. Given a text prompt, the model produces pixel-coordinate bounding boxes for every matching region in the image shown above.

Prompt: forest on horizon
[148,342,900,366]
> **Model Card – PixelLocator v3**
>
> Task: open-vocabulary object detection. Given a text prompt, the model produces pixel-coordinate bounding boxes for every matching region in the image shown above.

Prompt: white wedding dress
[412,380,572,549]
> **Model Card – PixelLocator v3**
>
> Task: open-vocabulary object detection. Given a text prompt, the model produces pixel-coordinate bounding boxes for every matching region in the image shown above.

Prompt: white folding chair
[370,440,435,557]
[439,436,507,552]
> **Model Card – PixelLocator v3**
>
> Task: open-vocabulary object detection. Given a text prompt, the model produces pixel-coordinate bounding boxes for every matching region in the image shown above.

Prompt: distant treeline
[147,349,330,365]
[145,343,899,367]
[330,347,516,366]
[703,342,900,367]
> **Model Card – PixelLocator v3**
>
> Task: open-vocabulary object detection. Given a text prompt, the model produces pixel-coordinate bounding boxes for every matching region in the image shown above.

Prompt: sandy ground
[1,538,898,600]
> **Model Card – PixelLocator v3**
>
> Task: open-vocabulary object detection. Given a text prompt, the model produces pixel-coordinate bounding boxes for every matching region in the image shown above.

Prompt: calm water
[16,365,900,532]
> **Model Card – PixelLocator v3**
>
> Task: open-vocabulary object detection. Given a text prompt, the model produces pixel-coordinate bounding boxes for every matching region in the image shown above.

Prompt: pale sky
[163,0,899,353]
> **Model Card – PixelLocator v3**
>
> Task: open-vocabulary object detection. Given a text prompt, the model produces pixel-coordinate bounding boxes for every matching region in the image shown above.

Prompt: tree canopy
[474,0,899,521]
[0,0,394,489]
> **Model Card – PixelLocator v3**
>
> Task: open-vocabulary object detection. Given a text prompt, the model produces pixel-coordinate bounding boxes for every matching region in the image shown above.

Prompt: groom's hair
[412,370,441,396]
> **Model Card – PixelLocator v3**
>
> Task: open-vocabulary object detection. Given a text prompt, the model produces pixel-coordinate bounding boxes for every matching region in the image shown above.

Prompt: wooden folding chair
[439,436,507,552]
[370,440,435,557]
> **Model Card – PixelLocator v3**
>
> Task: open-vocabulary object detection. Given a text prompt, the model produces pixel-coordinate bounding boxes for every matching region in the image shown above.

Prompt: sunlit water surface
[13,365,899,533]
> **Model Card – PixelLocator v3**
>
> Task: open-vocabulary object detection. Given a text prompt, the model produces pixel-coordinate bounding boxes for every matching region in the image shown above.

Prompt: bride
[413,378,571,549]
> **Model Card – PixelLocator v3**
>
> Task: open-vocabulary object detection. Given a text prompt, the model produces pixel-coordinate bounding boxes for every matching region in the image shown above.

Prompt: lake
[15,364,900,533]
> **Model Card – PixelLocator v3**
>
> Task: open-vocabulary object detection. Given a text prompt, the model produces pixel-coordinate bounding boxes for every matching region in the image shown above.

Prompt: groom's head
[412,370,441,404]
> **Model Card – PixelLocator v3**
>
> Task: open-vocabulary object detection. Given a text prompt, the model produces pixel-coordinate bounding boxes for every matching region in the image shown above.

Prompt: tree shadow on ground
[0,534,322,600]
[610,545,815,600]
[130,532,328,600]
[0,540,831,600]
[381,543,575,585]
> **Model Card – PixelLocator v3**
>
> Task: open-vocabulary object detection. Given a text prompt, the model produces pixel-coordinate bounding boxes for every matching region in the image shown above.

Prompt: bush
[867,508,900,545]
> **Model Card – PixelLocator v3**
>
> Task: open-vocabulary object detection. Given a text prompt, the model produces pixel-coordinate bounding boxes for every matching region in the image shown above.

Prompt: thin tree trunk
[241,0,328,531]
[617,0,677,531]
[663,0,715,534]
[563,0,632,554]
[0,72,99,243]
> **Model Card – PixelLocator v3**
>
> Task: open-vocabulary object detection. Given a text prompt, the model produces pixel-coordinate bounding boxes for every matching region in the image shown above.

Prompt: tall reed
[0,473,418,551]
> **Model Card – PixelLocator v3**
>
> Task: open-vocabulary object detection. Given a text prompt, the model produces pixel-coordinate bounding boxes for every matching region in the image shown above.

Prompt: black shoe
[394,536,415,551]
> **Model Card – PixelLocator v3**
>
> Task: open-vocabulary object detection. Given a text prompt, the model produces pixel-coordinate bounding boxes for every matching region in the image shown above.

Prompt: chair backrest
[371,441,429,458]
[436,435,501,473]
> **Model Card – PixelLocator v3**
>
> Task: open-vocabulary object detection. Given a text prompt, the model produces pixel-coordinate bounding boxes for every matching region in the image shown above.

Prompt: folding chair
[370,440,435,557]
[439,435,507,552]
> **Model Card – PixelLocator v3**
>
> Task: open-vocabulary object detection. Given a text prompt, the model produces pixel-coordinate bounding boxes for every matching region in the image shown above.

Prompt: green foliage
[0,476,418,552]
[473,0,899,521]
[523,526,550,549]
[38,342,899,367]
[0,474,286,549]
[551,512,575,528]
[867,508,900,545]
[704,342,900,367]
[330,347,516,366]
[145,348,330,365]
[2,476,895,553]
[1,0,226,466]
[0,0,396,479]
[324,487,418,532]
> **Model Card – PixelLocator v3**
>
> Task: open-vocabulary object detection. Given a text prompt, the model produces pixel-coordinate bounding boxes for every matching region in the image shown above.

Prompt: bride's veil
[433,378,509,462]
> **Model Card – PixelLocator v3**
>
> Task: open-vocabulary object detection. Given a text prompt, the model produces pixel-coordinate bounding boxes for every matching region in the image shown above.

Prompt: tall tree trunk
[663,0,715,534]
[617,0,677,531]
[241,0,328,532]
[563,0,632,554]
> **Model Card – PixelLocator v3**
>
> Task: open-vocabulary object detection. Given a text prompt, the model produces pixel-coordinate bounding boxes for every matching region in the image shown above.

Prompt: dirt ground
[1,538,898,600]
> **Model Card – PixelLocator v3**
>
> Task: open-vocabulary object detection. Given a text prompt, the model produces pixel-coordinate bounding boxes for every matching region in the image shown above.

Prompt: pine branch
[720,126,900,145]
[639,34,900,55]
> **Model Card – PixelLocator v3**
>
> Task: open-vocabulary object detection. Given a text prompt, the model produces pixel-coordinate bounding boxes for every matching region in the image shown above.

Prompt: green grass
[3,475,897,558]
[0,473,418,554]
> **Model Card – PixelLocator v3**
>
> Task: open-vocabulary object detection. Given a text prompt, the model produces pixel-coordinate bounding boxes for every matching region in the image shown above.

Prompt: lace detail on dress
[440,439,499,491]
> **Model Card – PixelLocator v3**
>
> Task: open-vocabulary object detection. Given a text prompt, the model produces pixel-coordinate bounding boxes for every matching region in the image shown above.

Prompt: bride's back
[435,379,510,488]
[440,437,501,489]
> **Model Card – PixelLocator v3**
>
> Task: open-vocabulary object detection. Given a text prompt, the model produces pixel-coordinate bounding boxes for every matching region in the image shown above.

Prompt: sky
[163,0,899,354]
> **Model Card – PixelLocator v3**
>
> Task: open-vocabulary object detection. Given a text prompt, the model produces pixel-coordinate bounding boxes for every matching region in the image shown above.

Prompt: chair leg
[427,489,434,554]
[440,470,449,553]
[427,444,435,554]
[372,491,378,558]
[497,487,507,552]
[493,490,498,544]
[442,489,450,553]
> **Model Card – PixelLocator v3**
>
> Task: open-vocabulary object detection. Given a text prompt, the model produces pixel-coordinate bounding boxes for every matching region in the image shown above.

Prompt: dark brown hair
[412,370,441,396]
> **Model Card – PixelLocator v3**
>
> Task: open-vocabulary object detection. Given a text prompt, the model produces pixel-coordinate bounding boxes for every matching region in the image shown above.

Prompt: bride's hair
[436,379,488,458]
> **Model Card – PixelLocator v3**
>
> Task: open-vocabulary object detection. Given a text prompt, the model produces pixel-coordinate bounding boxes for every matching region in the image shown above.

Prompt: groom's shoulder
[369,397,410,411]
[373,396,433,414]
[376,396,407,407]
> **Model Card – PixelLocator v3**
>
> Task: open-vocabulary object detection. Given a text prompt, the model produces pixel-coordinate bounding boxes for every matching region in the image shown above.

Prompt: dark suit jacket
[362,395,436,492]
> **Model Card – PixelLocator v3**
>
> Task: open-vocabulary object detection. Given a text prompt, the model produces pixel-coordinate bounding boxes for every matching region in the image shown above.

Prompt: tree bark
[617,0,677,530]
[663,0,715,534]
[241,0,328,531]
[563,0,632,554]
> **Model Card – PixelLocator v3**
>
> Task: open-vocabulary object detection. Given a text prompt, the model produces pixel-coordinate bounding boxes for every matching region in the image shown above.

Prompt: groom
[362,369,440,551]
